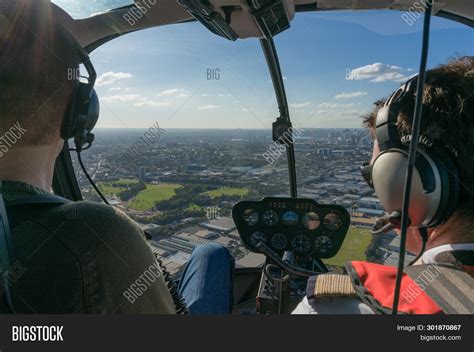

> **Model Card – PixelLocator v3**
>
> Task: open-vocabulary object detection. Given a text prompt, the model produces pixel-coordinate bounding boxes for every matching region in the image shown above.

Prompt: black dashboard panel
[232,197,350,259]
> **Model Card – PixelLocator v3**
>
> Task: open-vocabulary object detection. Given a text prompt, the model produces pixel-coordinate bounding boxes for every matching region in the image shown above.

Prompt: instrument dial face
[303,212,321,230]
[250,231,266,248]
[291,234,311,253]
[324,212,342,231]
[314,236,333,254]
[271,233,288,251]
[262,210,279,226]
[282,211,299,226]
[243,209,259,226]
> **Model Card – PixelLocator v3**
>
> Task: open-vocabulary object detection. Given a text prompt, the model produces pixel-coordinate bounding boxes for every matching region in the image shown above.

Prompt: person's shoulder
[52,200,137,222]
[40,200,146,242]
[36,201,175,313]
[59,200,133,218]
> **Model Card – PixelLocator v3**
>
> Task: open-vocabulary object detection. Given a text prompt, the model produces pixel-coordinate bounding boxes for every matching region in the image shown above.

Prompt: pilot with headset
[0,1,234,314]
[294,56,474,315]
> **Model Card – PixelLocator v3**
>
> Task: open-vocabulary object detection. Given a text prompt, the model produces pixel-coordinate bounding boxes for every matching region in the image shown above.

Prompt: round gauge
[324,212,342,231]
[250,231,266,248]
[282,211,299,226]
[262,210,279,226]
[303,212,321,230]
[243,209,259,226]
[271,233,288,251]
[314,236,333,254]
[291,234,311,253]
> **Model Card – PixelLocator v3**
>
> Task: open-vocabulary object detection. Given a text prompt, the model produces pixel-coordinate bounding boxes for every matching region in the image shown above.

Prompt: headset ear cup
[85,89,100,132]
[371,149,442,227]
[70,85,100,148]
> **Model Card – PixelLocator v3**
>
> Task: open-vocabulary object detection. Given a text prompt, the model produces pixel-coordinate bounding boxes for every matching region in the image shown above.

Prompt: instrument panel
[232,197,350,259]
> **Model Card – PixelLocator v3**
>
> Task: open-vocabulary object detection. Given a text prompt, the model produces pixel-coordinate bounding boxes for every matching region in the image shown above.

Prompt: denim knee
[192,243,234,267]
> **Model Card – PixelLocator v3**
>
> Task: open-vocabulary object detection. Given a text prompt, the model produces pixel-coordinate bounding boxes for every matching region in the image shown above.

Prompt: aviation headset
[361,75,461,228]
[59,27,100,151]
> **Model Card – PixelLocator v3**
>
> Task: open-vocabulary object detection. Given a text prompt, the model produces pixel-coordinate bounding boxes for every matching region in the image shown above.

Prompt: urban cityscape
[74,127,412,277]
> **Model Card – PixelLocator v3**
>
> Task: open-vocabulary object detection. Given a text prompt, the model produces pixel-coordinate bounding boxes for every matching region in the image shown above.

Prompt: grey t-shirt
[1,180,176,314]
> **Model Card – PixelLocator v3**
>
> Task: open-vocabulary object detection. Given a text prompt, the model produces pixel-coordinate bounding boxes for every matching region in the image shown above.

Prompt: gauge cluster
[232,197,350,259]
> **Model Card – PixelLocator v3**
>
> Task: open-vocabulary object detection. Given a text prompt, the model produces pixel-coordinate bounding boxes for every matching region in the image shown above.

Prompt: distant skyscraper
[139,166,146,181]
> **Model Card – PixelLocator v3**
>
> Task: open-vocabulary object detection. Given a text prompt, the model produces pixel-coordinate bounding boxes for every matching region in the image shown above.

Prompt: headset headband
[375,75,419,151]
[58,26,96,94]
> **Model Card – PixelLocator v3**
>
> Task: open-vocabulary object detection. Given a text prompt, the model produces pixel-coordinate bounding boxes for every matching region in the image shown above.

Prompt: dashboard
[232,197,350,259]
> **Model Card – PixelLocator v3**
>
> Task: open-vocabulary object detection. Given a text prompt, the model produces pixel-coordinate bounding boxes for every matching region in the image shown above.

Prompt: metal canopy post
[260,37,298,199]
[260,37,328,274]
[392,0,434,314]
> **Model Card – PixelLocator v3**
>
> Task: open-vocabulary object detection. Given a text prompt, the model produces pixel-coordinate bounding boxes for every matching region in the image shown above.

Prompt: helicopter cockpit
[1,0,473,315]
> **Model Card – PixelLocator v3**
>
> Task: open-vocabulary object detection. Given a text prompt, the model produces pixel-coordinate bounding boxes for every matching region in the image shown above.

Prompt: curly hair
[363,56,474,216]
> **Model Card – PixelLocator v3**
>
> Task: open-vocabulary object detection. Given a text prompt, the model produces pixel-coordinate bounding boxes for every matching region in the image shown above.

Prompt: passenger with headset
[0,1,234,314]
[294,57,474,314]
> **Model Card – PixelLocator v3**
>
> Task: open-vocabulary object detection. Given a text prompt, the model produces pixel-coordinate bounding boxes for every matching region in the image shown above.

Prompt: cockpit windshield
[72,10,472,276]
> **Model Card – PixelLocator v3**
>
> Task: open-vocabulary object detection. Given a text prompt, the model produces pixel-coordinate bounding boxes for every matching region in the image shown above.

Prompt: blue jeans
[178,243,235,315]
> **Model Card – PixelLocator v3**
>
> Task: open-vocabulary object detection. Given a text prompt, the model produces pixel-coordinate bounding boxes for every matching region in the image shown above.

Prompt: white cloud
[101,94,141,103]
[101,94,169,108]
[317,102,358,109]
[201,93,210,97]
[306,101,367,122]
[96,72,132,86]
[290,102,313,108]
[347,63,410,83]
[157,88,189,97]
[197,105,219,110]
[335,91,368,100]
[134,101,170,108]
[108,87,122,92]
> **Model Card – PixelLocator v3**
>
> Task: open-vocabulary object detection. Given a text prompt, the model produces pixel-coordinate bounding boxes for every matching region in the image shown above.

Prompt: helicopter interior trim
[47,1,473,49]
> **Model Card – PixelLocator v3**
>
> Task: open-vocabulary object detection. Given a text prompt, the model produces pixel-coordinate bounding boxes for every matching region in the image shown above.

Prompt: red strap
[351,261,442,314]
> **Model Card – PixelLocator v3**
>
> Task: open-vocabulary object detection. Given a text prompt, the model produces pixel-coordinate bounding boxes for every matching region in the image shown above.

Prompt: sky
[53,1,474,130]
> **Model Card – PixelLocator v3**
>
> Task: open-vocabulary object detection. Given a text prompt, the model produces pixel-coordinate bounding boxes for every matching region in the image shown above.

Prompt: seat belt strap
[404,264,474,314]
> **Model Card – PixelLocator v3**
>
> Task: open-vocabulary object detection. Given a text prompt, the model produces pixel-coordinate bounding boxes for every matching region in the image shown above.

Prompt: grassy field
[129,183,182,211]
[205,187,248,198]
[323,226,372,268]
[186,203,202,212]
[98,179,138,195]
